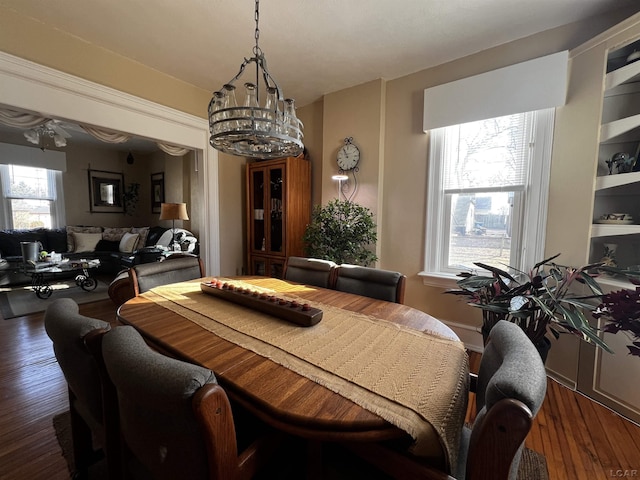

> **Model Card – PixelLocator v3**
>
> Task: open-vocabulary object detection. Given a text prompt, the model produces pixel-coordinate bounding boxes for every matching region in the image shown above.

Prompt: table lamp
[159,202,189,251]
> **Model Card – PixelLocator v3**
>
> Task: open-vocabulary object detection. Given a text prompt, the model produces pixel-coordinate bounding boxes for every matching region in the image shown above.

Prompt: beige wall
[297,99,324,208]
[217,152,246,276]
[0,7,209,117]
[63,144,152,228]
[321,80,385,210]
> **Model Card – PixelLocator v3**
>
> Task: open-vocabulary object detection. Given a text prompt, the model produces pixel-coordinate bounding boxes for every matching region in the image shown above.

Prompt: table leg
[306,440,323,480]
[31,272,52,299]
[76,268,98,292]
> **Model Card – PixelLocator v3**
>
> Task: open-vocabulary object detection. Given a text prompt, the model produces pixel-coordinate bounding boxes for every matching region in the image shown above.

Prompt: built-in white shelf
[591,223,640,237]
[595,170,640,190]
[600,114,640,143]
[597,275,639,292]
[605,59,640,90]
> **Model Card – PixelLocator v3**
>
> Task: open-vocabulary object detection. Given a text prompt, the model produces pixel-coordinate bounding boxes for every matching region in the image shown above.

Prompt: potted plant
[593,286,640,357]
[445,254,612,360]
[303,199,377,266]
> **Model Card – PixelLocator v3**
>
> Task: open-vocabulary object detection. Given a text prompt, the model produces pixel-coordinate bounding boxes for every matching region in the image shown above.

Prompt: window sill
[418,271,460,289]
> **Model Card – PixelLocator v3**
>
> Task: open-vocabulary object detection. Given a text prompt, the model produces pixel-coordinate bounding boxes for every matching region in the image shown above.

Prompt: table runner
[143,279,469,472]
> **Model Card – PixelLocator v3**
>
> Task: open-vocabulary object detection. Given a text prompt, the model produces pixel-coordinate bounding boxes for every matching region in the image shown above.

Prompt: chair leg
[68,395,96,478]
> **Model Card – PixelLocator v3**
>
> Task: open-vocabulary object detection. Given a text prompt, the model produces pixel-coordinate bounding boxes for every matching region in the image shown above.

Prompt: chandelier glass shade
[24,125,67,149]
[208,0,303,159]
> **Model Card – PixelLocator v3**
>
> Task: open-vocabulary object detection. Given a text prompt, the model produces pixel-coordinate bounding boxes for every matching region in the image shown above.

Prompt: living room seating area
[0,225,198,285]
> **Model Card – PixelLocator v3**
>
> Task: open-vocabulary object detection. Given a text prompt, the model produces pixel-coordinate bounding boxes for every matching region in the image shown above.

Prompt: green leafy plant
[303,199,377,266]
[445,254,613,353]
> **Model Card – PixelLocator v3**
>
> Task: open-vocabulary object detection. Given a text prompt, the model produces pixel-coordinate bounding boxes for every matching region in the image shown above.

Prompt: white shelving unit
[591,45,640,269]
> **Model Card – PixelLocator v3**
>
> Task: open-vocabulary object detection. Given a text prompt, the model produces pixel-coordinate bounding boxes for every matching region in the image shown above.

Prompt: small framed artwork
[151,172,165,214]
[88,169,124,213]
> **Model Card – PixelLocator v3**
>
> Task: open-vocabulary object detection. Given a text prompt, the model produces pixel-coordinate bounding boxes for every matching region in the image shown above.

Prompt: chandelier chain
[207,0,303,159]
[253,0,261,57]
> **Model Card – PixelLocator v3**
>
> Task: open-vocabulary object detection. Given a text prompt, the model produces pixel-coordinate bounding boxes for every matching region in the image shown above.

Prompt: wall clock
[336,137,360,172]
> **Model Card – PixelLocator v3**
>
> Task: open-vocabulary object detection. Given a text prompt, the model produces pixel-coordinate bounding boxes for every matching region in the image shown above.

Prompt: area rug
[0,279,109,319]
[53,411,107,480]
[53,412,549,479]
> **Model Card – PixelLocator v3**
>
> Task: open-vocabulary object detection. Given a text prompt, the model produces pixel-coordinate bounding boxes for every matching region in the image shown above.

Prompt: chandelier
[24,124,67,150]
[208,0,304,159]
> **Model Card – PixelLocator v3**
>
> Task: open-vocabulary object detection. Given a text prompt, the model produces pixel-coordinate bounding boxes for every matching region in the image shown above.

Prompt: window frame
[0,164,66,229]
[420,108,554,287]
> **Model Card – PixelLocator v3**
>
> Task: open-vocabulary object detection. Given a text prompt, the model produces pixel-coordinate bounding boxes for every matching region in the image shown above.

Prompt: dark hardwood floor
[0,298,639,479]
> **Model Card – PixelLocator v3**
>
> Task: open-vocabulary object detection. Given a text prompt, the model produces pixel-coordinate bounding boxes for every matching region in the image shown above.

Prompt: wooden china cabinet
[245,156,311,278]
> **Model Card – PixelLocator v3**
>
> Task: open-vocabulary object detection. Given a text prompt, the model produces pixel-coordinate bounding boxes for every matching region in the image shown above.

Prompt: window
[0,164,65,229]
[422,109,554,285]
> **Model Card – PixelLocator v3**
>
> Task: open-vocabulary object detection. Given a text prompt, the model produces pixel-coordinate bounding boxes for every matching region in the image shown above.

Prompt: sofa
[0,225,198,286]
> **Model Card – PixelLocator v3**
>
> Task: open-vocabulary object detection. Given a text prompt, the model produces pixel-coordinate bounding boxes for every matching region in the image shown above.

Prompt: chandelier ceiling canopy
[208,0,304,160]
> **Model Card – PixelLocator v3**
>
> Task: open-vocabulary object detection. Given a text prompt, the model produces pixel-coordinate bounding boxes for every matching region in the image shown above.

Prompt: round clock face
[337,144,360,171]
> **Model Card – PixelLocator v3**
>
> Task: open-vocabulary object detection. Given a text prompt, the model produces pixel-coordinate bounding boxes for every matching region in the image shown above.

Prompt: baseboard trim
[441,320,484,353]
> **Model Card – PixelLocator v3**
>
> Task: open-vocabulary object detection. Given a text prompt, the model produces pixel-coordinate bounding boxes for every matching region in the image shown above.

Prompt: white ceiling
[2,0,640,107]
[1,0,639,152]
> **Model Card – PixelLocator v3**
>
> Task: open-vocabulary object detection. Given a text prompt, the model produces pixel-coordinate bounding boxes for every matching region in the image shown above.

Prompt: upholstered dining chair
[129,255,205,297]
[43,298,120,480]
[342,320,548,480]
[283,256,338,288]
[335,264,406,303]
[100,325,279,480]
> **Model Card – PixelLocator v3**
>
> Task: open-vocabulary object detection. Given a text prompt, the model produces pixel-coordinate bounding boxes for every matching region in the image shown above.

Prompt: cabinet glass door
[252,257,266,276]
[269,167,284,253]
[269,259,285,279]
[252,170,265,252]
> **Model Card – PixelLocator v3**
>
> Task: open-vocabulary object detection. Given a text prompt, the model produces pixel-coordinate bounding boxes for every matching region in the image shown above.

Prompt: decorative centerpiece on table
[445,254,613,361]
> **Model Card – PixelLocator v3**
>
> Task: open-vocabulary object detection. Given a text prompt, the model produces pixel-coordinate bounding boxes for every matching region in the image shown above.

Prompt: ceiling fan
[24,119,71,149]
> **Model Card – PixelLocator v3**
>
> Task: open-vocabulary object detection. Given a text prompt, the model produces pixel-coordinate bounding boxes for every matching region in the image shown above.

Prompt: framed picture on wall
[151,172,165,214]
[88,169,124,213]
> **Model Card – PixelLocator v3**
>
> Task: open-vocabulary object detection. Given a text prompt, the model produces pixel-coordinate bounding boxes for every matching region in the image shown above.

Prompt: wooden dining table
[116,276,468,474]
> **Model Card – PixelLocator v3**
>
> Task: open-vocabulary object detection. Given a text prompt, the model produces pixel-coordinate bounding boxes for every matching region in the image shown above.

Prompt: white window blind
[1,164,57,200]
[442,113,531,194]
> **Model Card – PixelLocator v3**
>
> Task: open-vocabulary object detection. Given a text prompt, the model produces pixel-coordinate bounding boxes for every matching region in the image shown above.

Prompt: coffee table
[23,259,101,299]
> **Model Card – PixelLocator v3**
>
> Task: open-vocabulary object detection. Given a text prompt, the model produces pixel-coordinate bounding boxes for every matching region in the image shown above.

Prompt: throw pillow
[102,227,131,242]
[119,232,140,253]
[73,232,103,252]
[66,226,102,251]
[130,226,150,248]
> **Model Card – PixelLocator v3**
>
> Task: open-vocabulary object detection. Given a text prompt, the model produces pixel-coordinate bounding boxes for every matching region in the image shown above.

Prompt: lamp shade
[159,203,189,221]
